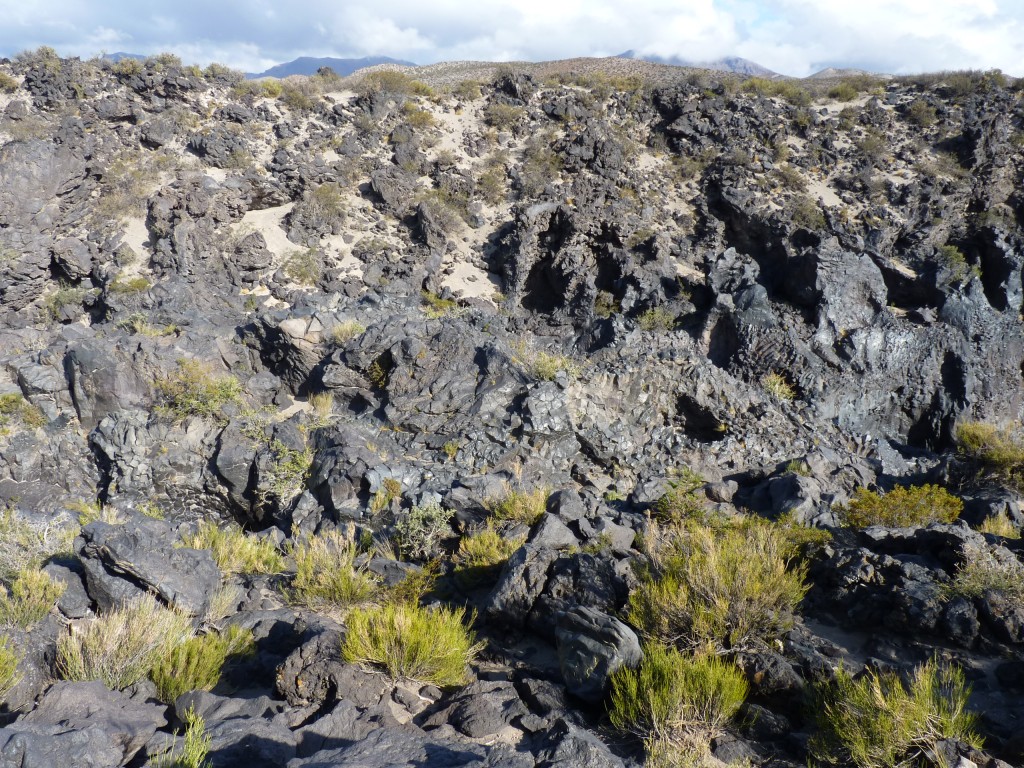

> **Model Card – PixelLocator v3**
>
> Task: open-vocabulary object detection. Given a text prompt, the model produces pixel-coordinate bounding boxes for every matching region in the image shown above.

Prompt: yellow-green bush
[810,660,982,768]
[628,520,807,652]
[0,507,74,581]
[956,421,1024,489]
[150,624,254,703]
[0,636,21,702]
[181,521,284,575]
[838,484,962,528]
[608,644,747,743]
[156,360,243,423]
[0,568,65,628]
[0,393,46,433]
[149,707,212,768]
[341,601,482,687]
[487,487,548,526]
[652,469,706,523]
[288,531,377,610]
[455,525,526,587]
[947,546,1024,603]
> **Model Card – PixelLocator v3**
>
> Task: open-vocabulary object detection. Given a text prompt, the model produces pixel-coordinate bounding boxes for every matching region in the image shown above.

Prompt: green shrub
[608,645,747,743]
[0,636,20,702]
[401,102,435,129]
[0,567,65,628]
[108,275,151,294]
[150,625,254,703]
[279,81,319,112]
[261,440,313,503]
[762,372,796,401]
[791,196,826,230]
[956,421,1024,489]
[181,521,284,575]
[0,393,46,433]
[150,707,213,768]
[358,70,431,97]
[0,507,74,582]
[652,469,706,524]
[341,601,482,687]
[938,244,971,283]
[421,291,459,319]
[637,307,676,332]
[977,512,1019,539]
[43,282,88,321]
[393,502,454,560]
[456,525,526,586]
[156,360,243,423]
[288,531,377,610]
[828,82,858,101]
[487,487,548,526]
[811,660,982,768]
[329,320,366,344]
[947,546,1024,603]
[369,477,402,513]
[0,72,18,93]
[483,102,525,131]
[906,99,937,128]
[57,594,193,690]
[838,484,962,528]
[284,248,323,286]
[628,520,808,652]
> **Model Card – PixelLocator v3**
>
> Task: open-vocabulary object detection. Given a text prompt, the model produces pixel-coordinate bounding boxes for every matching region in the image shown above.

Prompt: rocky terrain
[0,46,1023,767]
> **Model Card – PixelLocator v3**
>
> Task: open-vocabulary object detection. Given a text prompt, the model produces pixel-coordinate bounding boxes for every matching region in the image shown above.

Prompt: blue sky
[0,0,1021,77]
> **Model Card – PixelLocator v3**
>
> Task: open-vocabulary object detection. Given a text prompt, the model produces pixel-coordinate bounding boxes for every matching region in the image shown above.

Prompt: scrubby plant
[0,567,65,628]
[956,421,1024,489]
[288,531,377,610]
[938,244,971,283]
[837,484,962,528]
[487,487,549,526]
[43,282,88,321]
[401,102,435,129]
[284,248,323,286]
[483,102,525,131]
[791,196,826,231]
[150,624,254,703]
[370,477,402,514]
[456,525,526,586]
[828,82,858,101]
[57,594,193,690]
[637,307,676,332]
[810,660,982,768]
[0,507,74,581]
[358,70,432,97]
[608,644,747,745]
[0,393,46,433]
[0,636,21,702]
[149,707,213,768]
[341,601,482,687]
[421,291,459,319]
[0,72,18,93]
[329,320,366,344]
[652,468,706,524]
[762,372,796,401]
[261,440,313,503]
[906,98,938,128]
[977,512,1019,539]
[108,275,151,294]
[628,520,808,652]
[946,545,1024,603]
[156,360,243,423]
[181,521,284,575]
[393,502,454,560]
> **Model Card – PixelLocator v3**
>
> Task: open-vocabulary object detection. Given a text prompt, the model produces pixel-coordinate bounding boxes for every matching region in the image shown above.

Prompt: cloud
[0,0,1021,76]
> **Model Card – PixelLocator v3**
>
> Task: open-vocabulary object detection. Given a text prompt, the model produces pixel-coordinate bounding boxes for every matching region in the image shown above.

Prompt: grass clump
[181,521,284,575]
[628,520,808,652]
[150,624,254,703]
[0,567,65,628]
[0,393,46,434]
[57,594,193,691]
[261,440,313,503]
[341,601,482,687]
[487,487,548,526]
[947,546,1024,603]
[608,644,747,744]
[810,660,982,768]
[0,636,21,702]
[393,502,454,561]
[156,360,243,423]
[0,507,75,581]
[0,72,18,93]
[421,291,459,319]
[977,512,1019,539]
[370,477,402,514]
[284,248,323,286]
[456,525,526,587]
[288,531,377,611]
[637,307,676,332]
[652,468,706,524]
[956,421,1024,489]
[149,707,213,768]
[329,320,366,344]
[838,484,962,528]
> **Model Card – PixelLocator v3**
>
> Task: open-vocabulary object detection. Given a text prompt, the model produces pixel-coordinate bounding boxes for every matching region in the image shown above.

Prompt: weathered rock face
[2,53,1024,768]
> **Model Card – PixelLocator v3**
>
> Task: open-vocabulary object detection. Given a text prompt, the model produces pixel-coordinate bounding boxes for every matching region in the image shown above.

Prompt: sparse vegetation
[0,393,46,433]
[762,372,797,401]
[149,707,213,768]
[652,469,706,524]
[487,487,548,526]
[150,624,254,703]
[637,307,676,332]
[456,525,526,586]
[947,545,1024,603]
[0,567,65,628]
[791,196,826,231]
[955,420,1024,490]
[483,102,525,131]
[156,360,243,423]
[341,601,482,687]
[181,521,284,575]
[370,477,402,514]
[329,320,367,344]
[838,484,962,528]
[288,531,377,611]
[393,502,454,560]
[0,73,18,93]
[810,660,982,768]
[0,507,74,581]
[977,512,1019,539]
[0,636,21,703]
[421,290,459,318]
[284,247,323,286]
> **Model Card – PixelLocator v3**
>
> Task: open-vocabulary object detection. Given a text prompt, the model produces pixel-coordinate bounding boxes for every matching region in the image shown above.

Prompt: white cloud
[0,0,1021,76]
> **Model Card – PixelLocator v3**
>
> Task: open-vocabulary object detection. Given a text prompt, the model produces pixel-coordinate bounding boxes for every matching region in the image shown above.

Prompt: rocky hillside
[0,47,1023,767]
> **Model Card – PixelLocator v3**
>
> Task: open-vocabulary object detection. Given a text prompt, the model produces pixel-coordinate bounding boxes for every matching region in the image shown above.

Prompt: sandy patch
[235,203,296,259]
[806,178,844,208]
[122,217,152,260]
[441,259,501,302]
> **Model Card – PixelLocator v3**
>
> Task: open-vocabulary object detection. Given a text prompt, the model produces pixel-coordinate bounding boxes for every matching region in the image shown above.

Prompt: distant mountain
[247,56,416,79]
[617,50,778,78]
[807,67,879,80]
[103,52,147,63]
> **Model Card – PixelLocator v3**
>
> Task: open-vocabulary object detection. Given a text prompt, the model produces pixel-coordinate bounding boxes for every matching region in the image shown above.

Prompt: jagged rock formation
[0,49,1022,766]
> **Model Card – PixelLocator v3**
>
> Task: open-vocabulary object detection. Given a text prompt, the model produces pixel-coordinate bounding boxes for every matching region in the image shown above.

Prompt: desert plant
[150,624,254,703]
[652,468,707,524]
[288,531,377,610]
[0,72,18,93]
[837,484,962,528]
[0,567,65,628]
[0,393,46,433]
[977,512,1019,539]
[791,196,826,231]
[393,502,455,560]
[149,707,213,768]
[946,545,1024,603]
[938,244,971,283]
[0,507,74,581]
[956,421,1024,490]
[637,307,676,332]
[487,487,548,526]
[370,477,402,514]
[761,372,796,401]
[483,102,525,131]
[608,644,747,744]
[828,82,858,101]
[341,601,482,687]
[57,594,192,690]
[329,320,366,344]
[261,440,313,503]
[156,360,243,423]
[628,520,808,652]
[43,282,88,321]
[906,98,938,128]
[0,636,21,702]
[284,248,323,286]
[181,521,284,575]
[810,660,982,768]
[421,291,459,318]
[456,525,526,586]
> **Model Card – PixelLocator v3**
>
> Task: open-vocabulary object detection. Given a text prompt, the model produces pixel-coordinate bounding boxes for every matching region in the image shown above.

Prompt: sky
[0,0,1021,78]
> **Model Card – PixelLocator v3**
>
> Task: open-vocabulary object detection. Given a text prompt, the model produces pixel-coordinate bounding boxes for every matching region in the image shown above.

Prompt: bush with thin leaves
[0,636,21,702]
[150,624,254,703]
[149,707,212,768]
[838,484,962,528]
[946,545,1024,603]
[341,601,482,687]
[810,660,982,768]
[0,507,75,582]
[487,487,549,526]
[156,360,243,423]
[181,521,284,575]
[628,520,808,652]
[455,525,526,587]
[289,531,377,610]
[0,567,65,628]
[57,594,192,690]
[393,502,454,560]
[652,468,706,523]
[956,421,1024,490]
[608,644,747,744]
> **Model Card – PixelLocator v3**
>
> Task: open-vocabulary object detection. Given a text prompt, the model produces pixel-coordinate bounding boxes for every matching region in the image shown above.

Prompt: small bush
[150,707,213,768]
[156,360,243,423]
[401,102,435,129]
[762,372,796,401]
[487,487,548,526]
[57,594,192,690]
[341,601,482,687]
[653,468,706,524]
[358,70,430,97]
[811,660,982,768]
[279,81,320,112]
[0,567,65,628]
[828,82,858,101]
[329,320,366,344]
[947,546,1024,603]
[483,102,525,131]
[956,421,1024,489]
[284,248,323,286]
[421,291,459,319]
[289,531,377,611]
[43,282,88,321]
[938,244,971,283]
[393,502,454,560]
[0,636,21,702]
[0,393,46,433]
[370,477,402,514]
[637,307,676,332]
[0,507,74,581]
[181,521,284,575]
[906,98,937,128]
[977,512,1019,539]
[0,72,18,93]
[456,525,526,586]
[261,440,313,503]
[608,645,747,743]
[628,520,808,652]
[791,196,826,231]
[838,484,962,528]
[108,275,151,294]
[150,625,254,703]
